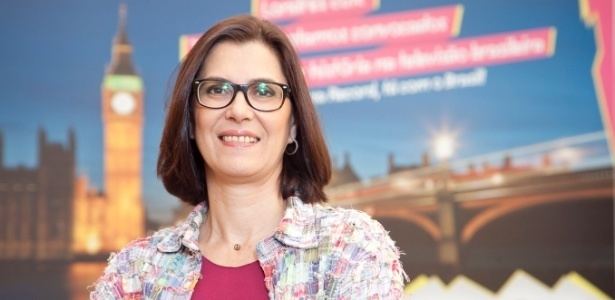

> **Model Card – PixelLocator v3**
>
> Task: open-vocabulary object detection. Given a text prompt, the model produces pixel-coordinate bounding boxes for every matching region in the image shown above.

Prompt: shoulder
[90,226,181,298]
[107,226,178,266]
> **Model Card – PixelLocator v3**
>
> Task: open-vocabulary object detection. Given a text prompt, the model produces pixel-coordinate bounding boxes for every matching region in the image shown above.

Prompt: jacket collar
[157,196,319,253]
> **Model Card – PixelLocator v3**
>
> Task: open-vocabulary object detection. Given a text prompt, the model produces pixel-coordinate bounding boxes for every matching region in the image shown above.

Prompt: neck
[200,169,286,253]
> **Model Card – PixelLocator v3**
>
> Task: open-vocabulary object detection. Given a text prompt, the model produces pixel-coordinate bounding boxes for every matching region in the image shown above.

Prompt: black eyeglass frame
[193,79,292,112]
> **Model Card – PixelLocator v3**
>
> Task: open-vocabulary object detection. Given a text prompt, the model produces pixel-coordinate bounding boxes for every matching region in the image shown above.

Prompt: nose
[225,89,254,122]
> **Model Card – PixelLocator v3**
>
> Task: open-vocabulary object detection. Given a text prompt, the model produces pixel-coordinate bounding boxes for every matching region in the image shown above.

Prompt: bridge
[327,131,614,293]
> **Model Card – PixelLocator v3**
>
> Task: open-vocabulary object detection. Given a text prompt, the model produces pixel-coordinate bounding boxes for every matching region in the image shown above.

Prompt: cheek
[193,108,216,134]
[266,111,292,139]
[193,111,217,152]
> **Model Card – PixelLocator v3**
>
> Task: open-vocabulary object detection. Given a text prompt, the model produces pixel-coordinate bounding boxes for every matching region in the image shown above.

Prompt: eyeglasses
[193,79,291,112]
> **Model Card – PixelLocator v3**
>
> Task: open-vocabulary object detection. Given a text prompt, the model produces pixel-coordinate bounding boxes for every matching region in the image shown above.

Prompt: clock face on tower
[110,92,136,115]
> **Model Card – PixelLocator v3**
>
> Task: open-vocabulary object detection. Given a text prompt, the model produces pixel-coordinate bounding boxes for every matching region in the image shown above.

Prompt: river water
[0,261,106,300]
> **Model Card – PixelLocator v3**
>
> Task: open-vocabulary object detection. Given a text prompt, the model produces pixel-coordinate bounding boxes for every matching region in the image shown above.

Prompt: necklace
[233,244,241,251]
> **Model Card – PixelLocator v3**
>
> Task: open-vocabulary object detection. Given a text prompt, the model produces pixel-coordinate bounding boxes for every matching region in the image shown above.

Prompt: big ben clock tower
[101,4,145,249]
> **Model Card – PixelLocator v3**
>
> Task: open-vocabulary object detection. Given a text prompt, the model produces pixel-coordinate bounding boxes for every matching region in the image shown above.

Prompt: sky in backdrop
[0,0,605,222]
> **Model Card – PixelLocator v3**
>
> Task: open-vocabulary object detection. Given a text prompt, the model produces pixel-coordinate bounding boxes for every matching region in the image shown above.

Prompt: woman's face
[194,40,293,183]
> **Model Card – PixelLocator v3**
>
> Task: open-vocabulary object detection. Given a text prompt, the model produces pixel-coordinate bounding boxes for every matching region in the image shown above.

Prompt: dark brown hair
[157,15,331,206]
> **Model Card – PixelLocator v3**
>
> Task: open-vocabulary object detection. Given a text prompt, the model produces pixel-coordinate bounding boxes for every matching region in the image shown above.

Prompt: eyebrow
[199,76,286,84]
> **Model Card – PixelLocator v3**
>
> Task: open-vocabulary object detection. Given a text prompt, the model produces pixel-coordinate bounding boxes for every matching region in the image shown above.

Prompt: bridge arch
[362,206,442,241]
[462,187,612,244]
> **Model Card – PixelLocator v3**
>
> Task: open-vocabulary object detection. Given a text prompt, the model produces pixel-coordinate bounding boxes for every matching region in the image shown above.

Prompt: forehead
[199,40,287,84]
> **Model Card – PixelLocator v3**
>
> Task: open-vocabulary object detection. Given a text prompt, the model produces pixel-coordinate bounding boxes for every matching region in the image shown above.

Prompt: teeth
[221,136,258,144]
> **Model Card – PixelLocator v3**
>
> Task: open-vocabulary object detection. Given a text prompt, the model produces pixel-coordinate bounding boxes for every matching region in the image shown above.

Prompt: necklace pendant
[233,244,241,251]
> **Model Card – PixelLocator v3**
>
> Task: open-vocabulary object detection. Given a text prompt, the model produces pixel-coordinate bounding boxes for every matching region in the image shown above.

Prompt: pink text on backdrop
[251,0,379,22]
[284,5,463,53]
[179,35,200,61]
[303,27,556,87]
[581,0,613,156]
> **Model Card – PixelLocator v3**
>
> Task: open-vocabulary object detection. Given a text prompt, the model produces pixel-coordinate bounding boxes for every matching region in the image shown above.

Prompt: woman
[91,15,406,299]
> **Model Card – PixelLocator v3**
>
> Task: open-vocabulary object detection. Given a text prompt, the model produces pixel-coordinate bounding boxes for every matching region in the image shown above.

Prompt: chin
[217,162,263,179]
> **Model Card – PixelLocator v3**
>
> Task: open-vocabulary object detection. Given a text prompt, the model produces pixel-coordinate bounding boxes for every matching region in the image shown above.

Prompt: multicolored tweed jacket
[90,196,407,299]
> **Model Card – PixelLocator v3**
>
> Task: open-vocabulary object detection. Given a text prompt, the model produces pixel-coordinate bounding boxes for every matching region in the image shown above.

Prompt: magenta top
[190,256,268,299]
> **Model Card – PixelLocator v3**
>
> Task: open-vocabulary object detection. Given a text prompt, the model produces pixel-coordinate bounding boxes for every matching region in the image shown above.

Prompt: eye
[205,82,233,96]
[251,82,277,98]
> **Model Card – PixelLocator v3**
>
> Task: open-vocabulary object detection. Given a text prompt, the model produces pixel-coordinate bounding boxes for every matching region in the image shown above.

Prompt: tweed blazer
[90,196,407,299]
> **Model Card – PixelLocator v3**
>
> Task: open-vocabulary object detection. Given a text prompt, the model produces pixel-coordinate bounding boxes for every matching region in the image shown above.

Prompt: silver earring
[286,138,299,155]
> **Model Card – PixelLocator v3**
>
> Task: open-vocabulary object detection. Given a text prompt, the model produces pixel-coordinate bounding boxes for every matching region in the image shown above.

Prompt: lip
[217,129,261,147]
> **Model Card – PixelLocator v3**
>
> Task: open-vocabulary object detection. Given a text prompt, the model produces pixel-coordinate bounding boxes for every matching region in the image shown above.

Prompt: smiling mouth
[218,135,260,145]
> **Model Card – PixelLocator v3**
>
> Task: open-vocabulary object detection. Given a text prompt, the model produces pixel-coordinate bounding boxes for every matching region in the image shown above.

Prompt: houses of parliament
[0,6,145,260]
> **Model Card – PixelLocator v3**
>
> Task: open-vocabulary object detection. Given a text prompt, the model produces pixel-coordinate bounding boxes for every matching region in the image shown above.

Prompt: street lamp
[431,130,458,190]
[433,132,457,161]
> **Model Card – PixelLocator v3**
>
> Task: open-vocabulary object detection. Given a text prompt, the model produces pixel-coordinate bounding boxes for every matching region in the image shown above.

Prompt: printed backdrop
[0,0,612,298]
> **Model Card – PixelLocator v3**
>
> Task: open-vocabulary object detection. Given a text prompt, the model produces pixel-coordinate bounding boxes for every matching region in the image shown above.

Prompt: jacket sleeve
[342,248,406,299]
[89,248,144,299]
[90,252,125,299]
[332,213,408,299]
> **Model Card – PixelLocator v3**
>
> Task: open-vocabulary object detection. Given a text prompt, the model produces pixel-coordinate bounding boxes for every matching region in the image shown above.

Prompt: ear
[287,117,296,143]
